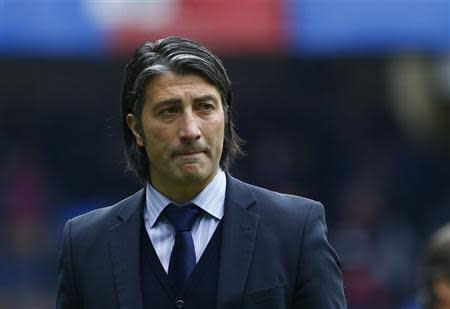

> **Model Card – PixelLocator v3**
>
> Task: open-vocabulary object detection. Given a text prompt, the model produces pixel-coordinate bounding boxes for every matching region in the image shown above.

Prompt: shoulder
[64,189,144,242]
[228,176,325,230]
[255,183,323,229]
[250,182,320,208]
[234,177,323,217]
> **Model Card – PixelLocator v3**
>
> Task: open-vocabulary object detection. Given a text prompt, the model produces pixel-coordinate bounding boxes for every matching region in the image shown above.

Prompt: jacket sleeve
[293,201,347,308]
[56,219,81,309]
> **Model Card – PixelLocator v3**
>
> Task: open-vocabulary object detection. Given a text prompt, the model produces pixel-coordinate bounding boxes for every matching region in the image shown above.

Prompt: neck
[160,184,204,204]
[151,171,218,204]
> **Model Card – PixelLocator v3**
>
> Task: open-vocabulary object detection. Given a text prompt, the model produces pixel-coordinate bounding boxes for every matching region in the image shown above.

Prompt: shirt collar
[145,169,226,227]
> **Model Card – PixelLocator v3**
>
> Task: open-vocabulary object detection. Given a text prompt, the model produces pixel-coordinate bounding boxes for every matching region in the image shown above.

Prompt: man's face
[127,71,225,198]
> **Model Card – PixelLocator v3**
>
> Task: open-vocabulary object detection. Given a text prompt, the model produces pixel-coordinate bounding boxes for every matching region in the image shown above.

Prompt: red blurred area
[110,0,284,56]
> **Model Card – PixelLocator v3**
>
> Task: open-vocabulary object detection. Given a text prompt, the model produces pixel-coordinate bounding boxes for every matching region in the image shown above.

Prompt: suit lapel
[217,175,260,309]
[109,189,145,309]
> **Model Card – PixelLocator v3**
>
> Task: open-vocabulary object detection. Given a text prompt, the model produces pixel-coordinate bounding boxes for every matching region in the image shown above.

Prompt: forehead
[144,71,221,103]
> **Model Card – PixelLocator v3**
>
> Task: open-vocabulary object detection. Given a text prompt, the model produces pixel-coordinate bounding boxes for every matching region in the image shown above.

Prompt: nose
[178,111,201,142]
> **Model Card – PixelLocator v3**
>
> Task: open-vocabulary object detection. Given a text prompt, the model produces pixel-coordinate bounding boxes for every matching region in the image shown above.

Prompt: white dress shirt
[143,169,226,273]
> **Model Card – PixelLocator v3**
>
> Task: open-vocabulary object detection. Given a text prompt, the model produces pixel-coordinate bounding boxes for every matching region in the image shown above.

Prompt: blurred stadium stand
[0,0,448,56]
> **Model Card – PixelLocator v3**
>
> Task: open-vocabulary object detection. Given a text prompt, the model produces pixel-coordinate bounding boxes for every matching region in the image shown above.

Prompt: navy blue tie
[163,203,200,293]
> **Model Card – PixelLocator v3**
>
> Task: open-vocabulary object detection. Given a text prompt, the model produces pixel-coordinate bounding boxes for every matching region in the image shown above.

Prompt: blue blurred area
[288,0,450,54]
[0,0,105,56]
[0,0,448,57]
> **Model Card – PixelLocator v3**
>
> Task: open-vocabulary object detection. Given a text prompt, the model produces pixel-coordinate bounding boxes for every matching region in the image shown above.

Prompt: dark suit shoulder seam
[295,201,315,285]
[66,219,82,307]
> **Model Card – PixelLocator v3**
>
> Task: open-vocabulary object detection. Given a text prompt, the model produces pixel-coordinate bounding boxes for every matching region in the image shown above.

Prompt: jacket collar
[109,189,145,309]
[108,174,260,309]
[217,174,260,308]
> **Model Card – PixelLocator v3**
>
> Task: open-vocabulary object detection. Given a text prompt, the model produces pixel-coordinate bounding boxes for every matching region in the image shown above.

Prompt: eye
[198,103,214,112]
[159,106,178,115]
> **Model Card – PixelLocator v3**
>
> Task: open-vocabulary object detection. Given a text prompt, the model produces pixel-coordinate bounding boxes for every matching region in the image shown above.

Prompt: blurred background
[0,0,449,308]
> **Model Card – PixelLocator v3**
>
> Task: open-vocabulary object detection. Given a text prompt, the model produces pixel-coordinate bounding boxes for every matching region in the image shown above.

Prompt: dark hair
[418,223,450,309]
[121,36,243,182]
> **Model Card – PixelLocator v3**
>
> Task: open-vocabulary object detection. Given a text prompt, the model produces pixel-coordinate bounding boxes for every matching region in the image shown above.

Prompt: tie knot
[163,203,200,232]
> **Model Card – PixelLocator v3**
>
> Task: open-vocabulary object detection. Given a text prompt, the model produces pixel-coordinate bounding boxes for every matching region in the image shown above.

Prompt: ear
[126,113,145,147]
[433,278,450,305]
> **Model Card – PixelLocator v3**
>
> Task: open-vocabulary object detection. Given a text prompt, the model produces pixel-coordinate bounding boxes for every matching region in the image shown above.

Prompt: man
[419,223,450,309]
[57,36,346,308]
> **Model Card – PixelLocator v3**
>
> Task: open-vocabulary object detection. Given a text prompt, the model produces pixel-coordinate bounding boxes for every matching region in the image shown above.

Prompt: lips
[173,148,206,157]
[181,150,203,155]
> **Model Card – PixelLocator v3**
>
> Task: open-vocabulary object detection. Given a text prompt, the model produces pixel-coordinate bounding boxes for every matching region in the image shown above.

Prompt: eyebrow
[153,98,181,110]
[193,94,219,104]
[153,94,219,109]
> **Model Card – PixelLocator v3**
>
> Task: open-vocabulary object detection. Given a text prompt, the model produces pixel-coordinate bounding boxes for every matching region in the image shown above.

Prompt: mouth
[174,149,205,158]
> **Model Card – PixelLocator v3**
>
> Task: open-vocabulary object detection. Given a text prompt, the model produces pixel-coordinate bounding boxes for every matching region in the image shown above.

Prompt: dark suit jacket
[57,175,346,308]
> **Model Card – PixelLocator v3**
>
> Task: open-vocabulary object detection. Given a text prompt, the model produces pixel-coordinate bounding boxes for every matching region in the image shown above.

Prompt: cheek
[143,125,170,156]
[209,118,225,149]
[144,122,170,142]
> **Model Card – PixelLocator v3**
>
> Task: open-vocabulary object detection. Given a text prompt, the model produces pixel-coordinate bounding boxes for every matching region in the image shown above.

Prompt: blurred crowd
[1,55,449,308]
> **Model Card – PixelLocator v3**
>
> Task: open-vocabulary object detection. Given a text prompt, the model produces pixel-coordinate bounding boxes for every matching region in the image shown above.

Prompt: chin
[178,166,213,182]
